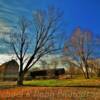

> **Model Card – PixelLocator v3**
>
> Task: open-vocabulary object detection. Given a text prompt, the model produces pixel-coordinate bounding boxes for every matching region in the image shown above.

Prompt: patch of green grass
[24,79,100,87]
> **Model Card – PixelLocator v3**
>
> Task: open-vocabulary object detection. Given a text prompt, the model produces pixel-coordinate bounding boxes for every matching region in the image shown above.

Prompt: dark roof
[30,68,65,77]
[0,59,19,68]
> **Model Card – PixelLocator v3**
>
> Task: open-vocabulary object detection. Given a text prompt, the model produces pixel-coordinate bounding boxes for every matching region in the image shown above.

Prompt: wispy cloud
[0,21,12,33]
[0,0,32,33]
[0,0,52,53]
[0,0,31,14]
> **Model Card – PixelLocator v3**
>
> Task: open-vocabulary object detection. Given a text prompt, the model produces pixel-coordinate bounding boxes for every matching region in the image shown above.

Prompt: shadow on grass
[0,85,18,90]
[23,84,100,88]
[1,85,100,90]
[1,83,100,89]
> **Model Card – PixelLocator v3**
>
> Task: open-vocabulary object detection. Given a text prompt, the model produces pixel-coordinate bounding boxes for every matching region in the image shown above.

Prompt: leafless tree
[10,17,31,85]
[68,65,75,78]
[50,58,59,78]
[40,60,48,70]
[10,7,63,85]
[63,27,94,79]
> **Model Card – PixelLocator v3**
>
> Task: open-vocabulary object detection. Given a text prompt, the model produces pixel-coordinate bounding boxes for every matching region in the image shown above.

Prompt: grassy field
[24,79,100,87]
[0,79,100,89]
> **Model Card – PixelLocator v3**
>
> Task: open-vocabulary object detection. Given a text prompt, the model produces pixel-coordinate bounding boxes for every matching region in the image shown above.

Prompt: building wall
[0,60,19,81]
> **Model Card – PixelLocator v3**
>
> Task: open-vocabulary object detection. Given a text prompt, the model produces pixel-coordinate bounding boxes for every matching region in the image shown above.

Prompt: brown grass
[0,79,100,100]
[0,86,100,100]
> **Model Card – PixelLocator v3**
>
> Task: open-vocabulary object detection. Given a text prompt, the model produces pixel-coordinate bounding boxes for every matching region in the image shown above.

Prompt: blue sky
[0,0,100,53]
[0,0,100,34]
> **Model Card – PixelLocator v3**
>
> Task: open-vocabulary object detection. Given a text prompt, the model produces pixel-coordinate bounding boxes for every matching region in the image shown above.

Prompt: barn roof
[0,59,19,68]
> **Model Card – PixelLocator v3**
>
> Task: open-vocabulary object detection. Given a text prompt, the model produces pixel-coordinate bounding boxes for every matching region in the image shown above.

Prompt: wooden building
[30,68,65,79]
[0,60,19,81]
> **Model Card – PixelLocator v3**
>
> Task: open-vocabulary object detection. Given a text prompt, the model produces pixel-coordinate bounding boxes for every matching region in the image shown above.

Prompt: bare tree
[10,17,31,85]
[50,58,59,78]
[90,59,100,77]
[40,60,48,70]
[68,65,75,78]
[10,7,63,85]
[63,27,94,79]
[51,59,58,70]
[61,56,82,78]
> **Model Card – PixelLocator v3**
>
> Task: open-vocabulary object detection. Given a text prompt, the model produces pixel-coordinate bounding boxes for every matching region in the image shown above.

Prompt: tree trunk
[70,73,73,79]
[17,71,24,86]
[85,63,90,79]
[17,60,24,86]
[80,65,87,79]
[82,67,87,79]
[86,70,89,79]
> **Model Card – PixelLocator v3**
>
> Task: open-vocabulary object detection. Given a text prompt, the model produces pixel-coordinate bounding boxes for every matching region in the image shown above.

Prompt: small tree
[68,64,76,78]
[61,56,82,78]
[63,27,94,79]
[10,7,63,85]
[40,60,48,70]
[51,59,59,78]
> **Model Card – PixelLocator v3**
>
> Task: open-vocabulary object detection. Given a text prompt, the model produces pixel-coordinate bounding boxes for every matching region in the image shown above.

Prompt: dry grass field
[0,87,100,100]
[0,79,100,100]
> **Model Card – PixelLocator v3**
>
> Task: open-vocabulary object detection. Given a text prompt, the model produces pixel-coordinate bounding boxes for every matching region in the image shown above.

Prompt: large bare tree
[10,7,63,85]
[10,17,31,85]
[63,27,94,79]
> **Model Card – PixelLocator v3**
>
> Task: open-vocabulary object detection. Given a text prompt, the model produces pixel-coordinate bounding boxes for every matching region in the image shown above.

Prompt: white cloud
[0,21,12,33]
